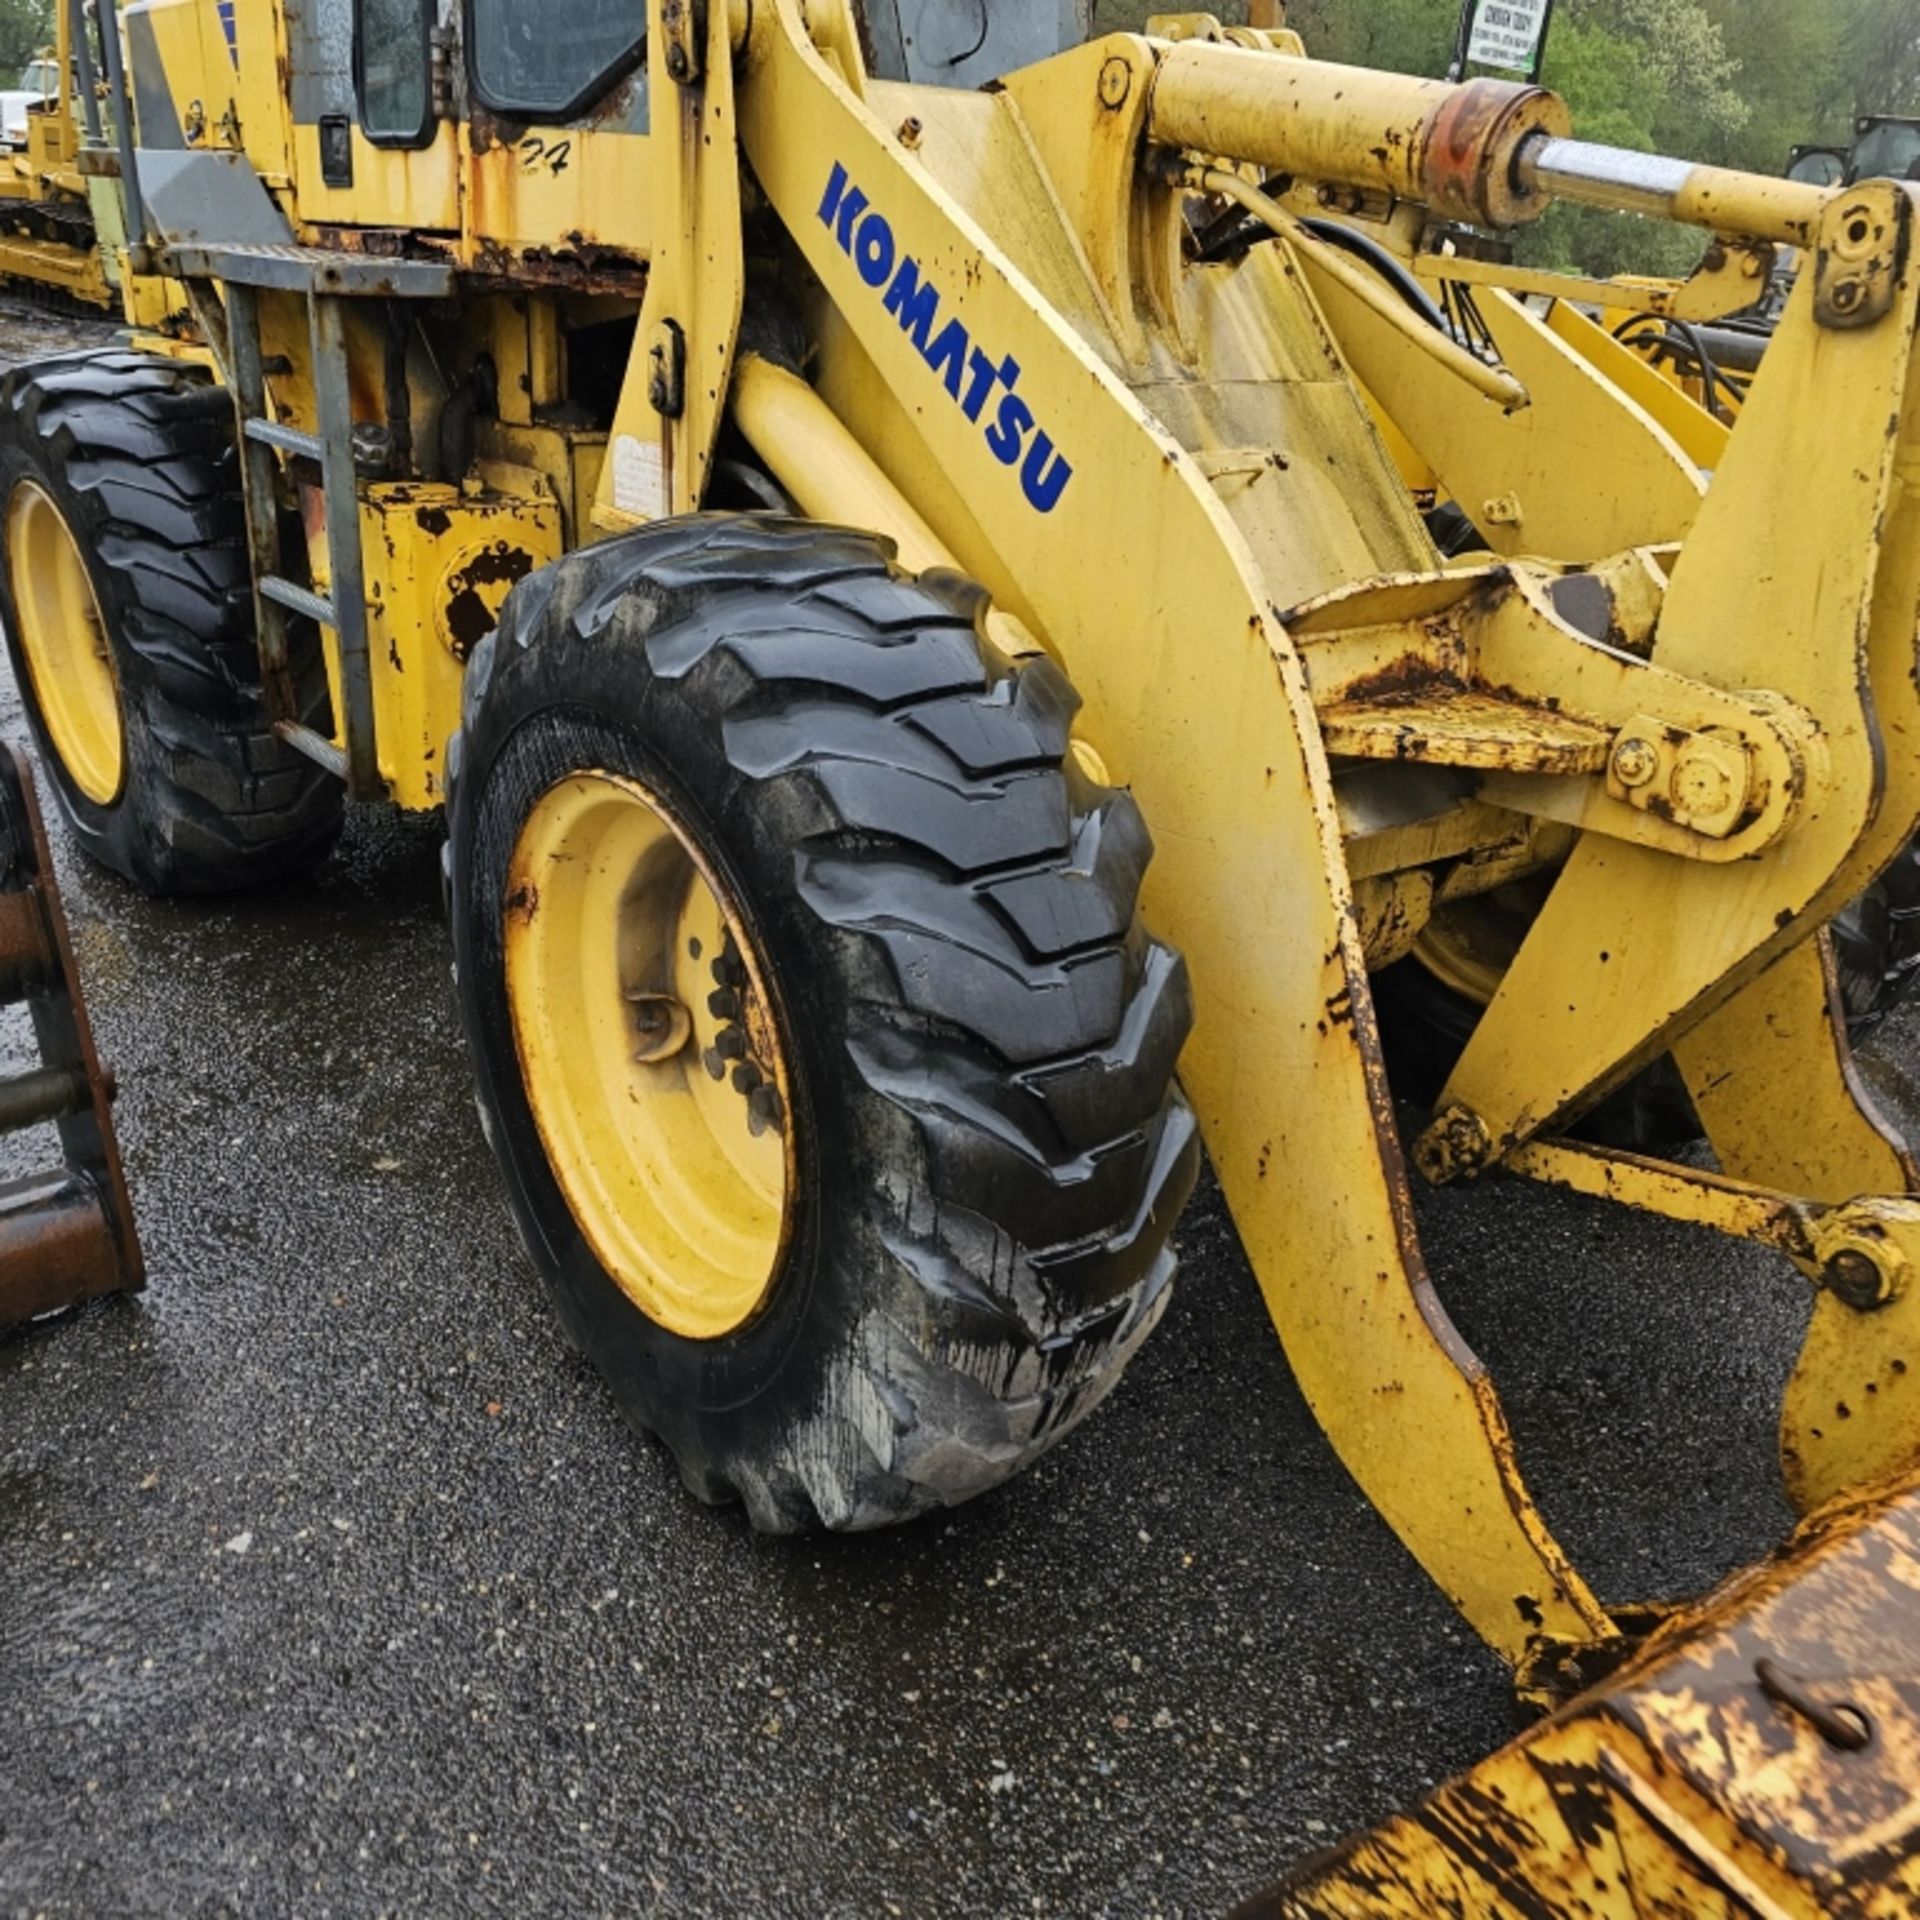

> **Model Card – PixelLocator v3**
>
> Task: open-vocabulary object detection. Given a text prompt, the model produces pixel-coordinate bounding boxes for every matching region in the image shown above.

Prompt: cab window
[1850,122,1920,185]
[467,0,645,118]
[356,0,435,146]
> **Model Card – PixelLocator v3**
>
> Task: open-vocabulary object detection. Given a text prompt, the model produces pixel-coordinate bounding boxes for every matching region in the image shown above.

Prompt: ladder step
[261,575,337,628]
[274,722,350,781]
[244,417,327,463]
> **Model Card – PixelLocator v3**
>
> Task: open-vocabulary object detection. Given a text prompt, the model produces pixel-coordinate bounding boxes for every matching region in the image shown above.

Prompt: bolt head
[1611,737,1660,790]
[627,993,693,1064]
[665,44,691,81]
[1098,56,1132,109]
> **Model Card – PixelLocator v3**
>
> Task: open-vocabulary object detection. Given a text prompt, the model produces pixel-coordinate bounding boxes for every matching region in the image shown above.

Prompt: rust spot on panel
[443,542,540,660]
[1335,653,1467,708]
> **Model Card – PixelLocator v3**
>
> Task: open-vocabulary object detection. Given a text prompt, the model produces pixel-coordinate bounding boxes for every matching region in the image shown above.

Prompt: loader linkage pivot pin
[1809,1204,1912,1313]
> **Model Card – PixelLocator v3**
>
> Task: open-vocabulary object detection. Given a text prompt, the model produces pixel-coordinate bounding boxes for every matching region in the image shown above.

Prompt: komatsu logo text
[819,163,1074,516]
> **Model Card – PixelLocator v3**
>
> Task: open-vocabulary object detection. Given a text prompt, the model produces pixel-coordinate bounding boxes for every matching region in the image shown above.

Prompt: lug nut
[747,1085,785,1137]
[708,987,740,1021]
[714,1027,748,1062]
[731,1062,763,1096]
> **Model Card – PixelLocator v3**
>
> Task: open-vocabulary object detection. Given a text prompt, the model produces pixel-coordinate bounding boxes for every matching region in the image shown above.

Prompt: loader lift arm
[651,3,1920,1693]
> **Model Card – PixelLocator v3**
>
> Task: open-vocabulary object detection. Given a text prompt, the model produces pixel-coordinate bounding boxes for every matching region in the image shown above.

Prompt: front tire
[0,350,341,894]
[448,517,1199,1532]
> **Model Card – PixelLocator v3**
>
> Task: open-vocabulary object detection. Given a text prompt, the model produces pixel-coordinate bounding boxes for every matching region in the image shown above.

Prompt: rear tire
[0,350,341,894]
[448,517,1200,1532]
[1832,841,1920,1035]
[1377,855,1920,1153]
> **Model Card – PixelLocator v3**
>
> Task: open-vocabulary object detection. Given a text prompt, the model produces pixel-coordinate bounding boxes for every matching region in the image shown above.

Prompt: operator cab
[352,0,1093,148]
[1848,116,1920,185]
[860,0,1093,90]
[1786,116,1920,190]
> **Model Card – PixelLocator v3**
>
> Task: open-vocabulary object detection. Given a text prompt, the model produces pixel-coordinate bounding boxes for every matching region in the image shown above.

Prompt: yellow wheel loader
[0,4,133,313]
[8,0,1920,1908]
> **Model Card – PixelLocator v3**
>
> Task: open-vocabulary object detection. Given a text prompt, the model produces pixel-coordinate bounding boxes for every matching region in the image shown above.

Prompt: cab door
[291,0,461,235]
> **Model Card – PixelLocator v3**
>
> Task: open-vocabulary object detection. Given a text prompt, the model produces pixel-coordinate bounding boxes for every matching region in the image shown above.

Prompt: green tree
[0,0,53,76]
[1839,0,1920,118]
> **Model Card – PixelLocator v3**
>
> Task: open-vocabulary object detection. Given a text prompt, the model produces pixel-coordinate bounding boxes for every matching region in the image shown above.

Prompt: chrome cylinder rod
[1515,136,1831,249]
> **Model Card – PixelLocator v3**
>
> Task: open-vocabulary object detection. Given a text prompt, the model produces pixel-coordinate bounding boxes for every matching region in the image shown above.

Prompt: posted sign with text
[1466,0,1552,75]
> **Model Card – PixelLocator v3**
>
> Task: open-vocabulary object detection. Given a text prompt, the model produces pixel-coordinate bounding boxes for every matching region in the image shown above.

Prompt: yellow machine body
[49,0,1920,1905]
[355,483,563,809]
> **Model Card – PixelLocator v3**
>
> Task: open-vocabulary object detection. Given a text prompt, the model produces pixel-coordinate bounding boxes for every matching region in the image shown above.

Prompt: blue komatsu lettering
[962,349,1020,425]
[817,162,869,251]
[822,161,1072,515]
[883,260,940,352]
[854,210,896,289]
[819,161,851,225]
[924,317,970,401]
[1021,433,1073,514]
[986,392,1034,466]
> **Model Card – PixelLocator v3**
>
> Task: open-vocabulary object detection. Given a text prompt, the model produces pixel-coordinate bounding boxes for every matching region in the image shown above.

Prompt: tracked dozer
[0,6,135,313]
[8,0,1920,1906]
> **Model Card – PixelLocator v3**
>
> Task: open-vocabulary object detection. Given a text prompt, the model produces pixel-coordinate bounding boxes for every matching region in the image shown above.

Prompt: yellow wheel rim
[505,770,796,1341]
[1412,909,1511,1007]
[1411,885,1546,1006]
[6,480,123,806]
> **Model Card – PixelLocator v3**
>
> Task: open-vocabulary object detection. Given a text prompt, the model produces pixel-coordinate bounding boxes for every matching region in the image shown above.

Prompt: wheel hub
[504,770,797,1342]
[5,480,123,806]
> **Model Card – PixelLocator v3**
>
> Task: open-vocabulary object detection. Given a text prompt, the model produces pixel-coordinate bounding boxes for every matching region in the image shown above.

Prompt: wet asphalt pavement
[5,297,1920,1918]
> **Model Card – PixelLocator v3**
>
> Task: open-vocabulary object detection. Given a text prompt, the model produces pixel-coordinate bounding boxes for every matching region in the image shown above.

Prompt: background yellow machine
[0,2,135,312]
[5,1,1920,1909]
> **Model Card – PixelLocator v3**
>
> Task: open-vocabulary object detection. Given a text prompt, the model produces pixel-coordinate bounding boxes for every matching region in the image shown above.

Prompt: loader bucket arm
[491,0,1920,1729]
[1434,182,1920,1164]
[731,2,1614,1665]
